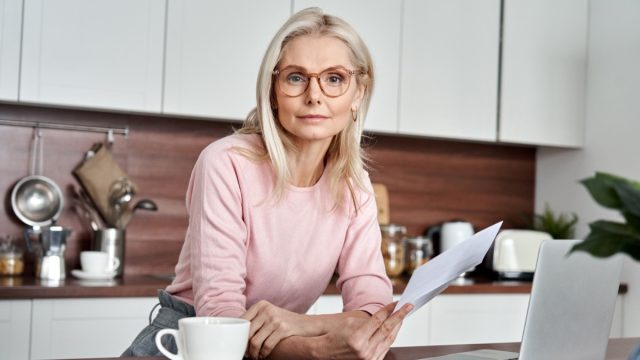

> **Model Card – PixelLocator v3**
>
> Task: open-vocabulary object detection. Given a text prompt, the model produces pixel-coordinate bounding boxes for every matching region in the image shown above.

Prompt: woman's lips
[298,114,328,119]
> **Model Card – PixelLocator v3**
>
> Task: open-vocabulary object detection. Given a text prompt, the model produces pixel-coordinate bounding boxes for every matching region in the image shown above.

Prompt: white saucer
[71,269,117,280]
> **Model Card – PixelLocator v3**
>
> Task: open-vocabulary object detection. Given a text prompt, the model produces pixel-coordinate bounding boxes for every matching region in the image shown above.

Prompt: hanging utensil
[70,186,101,232]
[133,199,158,212]
[107,178,135,227]
[11,128,64,228]
[116,199,158,230]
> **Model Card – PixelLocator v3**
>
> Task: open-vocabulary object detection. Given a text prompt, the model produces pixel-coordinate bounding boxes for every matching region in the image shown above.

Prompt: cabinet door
[499,0,588,147]
[0,300,31,360]
[20,0,165,112]
[0,0,22,101]
[163,0,290,121]
[312,294,343,314]
[293,1,402,133]
[610,296,624,338]
[30,297,158,359]
[399,0,500,142]
[429,294,529,345]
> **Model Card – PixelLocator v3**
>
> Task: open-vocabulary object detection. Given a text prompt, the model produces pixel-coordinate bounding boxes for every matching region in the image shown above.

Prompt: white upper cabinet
[293,1,402,134]
[0,0,22,101]
[20,0,165,112]
[499,0,588,147]
[163,0,290,121]
[399,0,501,142]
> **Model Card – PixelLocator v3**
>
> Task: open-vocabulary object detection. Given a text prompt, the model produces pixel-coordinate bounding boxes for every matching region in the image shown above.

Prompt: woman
[122,7,412,359]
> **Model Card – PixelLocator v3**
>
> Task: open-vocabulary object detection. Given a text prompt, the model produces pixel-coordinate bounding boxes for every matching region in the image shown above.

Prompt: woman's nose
[305,77,322,104]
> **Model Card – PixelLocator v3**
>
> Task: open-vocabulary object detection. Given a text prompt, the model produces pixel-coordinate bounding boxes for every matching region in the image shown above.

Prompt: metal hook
[37,127,44,175]
[106,129,114,148]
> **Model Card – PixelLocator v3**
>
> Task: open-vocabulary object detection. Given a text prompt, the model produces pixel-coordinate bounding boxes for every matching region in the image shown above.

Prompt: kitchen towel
[72,143,137,225]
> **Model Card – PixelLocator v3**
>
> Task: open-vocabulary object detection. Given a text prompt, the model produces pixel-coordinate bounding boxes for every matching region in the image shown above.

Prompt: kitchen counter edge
[0,274,628,299]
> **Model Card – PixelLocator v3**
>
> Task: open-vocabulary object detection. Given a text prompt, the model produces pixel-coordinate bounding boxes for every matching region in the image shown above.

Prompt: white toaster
[492,229,552,280]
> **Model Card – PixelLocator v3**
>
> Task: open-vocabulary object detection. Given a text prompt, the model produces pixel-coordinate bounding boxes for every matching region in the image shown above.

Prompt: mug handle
[156,329,183,360]
[155,329,182,360]
[110,257,120,272]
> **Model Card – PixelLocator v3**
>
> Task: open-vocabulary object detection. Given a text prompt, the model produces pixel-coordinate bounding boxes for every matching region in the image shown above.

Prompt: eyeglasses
[273,66,364,98]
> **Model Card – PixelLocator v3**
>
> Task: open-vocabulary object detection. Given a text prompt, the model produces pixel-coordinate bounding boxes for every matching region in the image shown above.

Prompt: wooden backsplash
[0,103,535,276]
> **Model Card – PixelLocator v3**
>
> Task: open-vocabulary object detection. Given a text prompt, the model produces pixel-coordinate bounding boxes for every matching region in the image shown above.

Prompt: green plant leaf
[612,181,640,217]
[595,171,640,190]
[532,203,578,239]
[569,220,640,261]
[581,176,622,209]
[623,211,640,233]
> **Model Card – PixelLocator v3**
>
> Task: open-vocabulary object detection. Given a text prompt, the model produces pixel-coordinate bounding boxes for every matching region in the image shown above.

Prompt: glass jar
[405,236,434,275]
[380,224,407,277]
[0,236,24,276]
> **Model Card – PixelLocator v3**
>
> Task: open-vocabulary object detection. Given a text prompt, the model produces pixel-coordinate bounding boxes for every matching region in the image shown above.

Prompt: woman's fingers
[357,302,396,337]
[248,321,276,359]
[243,301,272,341]
[258,329,286,359]
[247,314,266,340]
[367,303,413,355]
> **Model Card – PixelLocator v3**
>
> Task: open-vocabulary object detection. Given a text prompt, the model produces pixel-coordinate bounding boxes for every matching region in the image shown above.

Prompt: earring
[351,108,358,122]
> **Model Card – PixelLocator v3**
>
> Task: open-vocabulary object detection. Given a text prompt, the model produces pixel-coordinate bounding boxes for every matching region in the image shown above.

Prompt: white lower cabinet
[309,293,625,347]
[13,293,626,359]
[428,294,530,345]
[30,297,157,360]
[0,300,31,360]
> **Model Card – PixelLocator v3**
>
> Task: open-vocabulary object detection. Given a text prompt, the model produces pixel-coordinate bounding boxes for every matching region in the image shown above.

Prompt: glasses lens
[279,69,308,97]
[320,68,351,97]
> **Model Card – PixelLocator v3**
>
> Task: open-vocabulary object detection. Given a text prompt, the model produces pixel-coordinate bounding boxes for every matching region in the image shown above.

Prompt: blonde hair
[236,7,374,211]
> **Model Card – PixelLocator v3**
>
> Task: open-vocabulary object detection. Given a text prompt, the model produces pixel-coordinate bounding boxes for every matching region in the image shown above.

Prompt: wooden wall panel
[0,103,534,276]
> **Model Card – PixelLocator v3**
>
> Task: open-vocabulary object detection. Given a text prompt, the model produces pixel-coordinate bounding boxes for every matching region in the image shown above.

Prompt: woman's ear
[351,84,366,110]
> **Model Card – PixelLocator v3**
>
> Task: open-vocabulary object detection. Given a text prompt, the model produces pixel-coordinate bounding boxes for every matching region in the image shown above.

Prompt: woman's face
[274,35,364,149]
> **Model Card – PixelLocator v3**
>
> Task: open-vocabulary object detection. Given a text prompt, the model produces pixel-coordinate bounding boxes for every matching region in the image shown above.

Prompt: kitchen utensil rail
[0,119,129,139]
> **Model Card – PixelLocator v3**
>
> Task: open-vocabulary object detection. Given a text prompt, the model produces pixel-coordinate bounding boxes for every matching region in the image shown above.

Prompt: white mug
[155,317,249,360]
[80,251,119,273]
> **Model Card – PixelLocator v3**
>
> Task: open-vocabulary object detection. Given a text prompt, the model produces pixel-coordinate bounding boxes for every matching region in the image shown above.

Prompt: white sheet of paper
[394,221,503,315]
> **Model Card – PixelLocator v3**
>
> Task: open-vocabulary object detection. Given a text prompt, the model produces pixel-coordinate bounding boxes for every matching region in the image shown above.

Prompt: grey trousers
[121,290,196,357]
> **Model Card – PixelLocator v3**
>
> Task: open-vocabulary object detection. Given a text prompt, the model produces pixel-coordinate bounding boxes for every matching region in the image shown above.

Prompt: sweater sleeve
[185,143,248,318]
[335,177,393,314]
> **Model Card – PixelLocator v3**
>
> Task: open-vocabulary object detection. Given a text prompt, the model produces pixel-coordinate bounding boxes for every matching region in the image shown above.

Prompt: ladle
[115,199,158,229]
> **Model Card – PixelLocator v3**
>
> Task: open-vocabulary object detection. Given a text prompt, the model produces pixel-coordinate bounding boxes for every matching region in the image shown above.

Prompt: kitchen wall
[0,102,535,276]
[535,0,640,336]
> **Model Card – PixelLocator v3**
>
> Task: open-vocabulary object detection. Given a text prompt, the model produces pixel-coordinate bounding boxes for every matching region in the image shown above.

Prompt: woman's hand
[242,300,323,359]
[309,301,413,360]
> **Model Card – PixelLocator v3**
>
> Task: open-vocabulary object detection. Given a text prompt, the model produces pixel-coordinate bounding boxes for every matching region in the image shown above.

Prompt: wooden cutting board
[372,183,390,225]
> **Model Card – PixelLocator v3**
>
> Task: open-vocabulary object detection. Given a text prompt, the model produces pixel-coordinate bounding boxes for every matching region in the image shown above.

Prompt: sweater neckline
[286,162,329,193]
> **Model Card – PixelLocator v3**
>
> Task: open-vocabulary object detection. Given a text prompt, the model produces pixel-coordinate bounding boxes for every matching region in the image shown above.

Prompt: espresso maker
[25,226,71,280]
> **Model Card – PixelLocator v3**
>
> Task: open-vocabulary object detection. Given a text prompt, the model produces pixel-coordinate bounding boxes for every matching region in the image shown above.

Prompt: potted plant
[532,203,579,240]
[570,172,640,261]
[571,172,640,360]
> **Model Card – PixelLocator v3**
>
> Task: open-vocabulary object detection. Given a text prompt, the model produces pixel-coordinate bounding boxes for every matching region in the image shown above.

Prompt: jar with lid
[405,236,434,275]
[380,224,407,277]
[0,236,24,276]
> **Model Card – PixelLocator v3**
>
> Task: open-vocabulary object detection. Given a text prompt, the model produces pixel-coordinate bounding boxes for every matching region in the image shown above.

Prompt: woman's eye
[286,73,307,84]
[325,74,345,85]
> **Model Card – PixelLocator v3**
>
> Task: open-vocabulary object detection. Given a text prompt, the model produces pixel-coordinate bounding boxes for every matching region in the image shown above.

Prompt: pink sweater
[166,134,392,318]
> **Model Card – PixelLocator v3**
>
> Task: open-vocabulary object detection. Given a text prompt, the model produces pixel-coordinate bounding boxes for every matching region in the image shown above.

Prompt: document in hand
[394,221,503,316]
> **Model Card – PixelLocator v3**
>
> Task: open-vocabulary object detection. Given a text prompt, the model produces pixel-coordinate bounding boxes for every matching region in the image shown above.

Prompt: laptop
[423,239,623,360]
